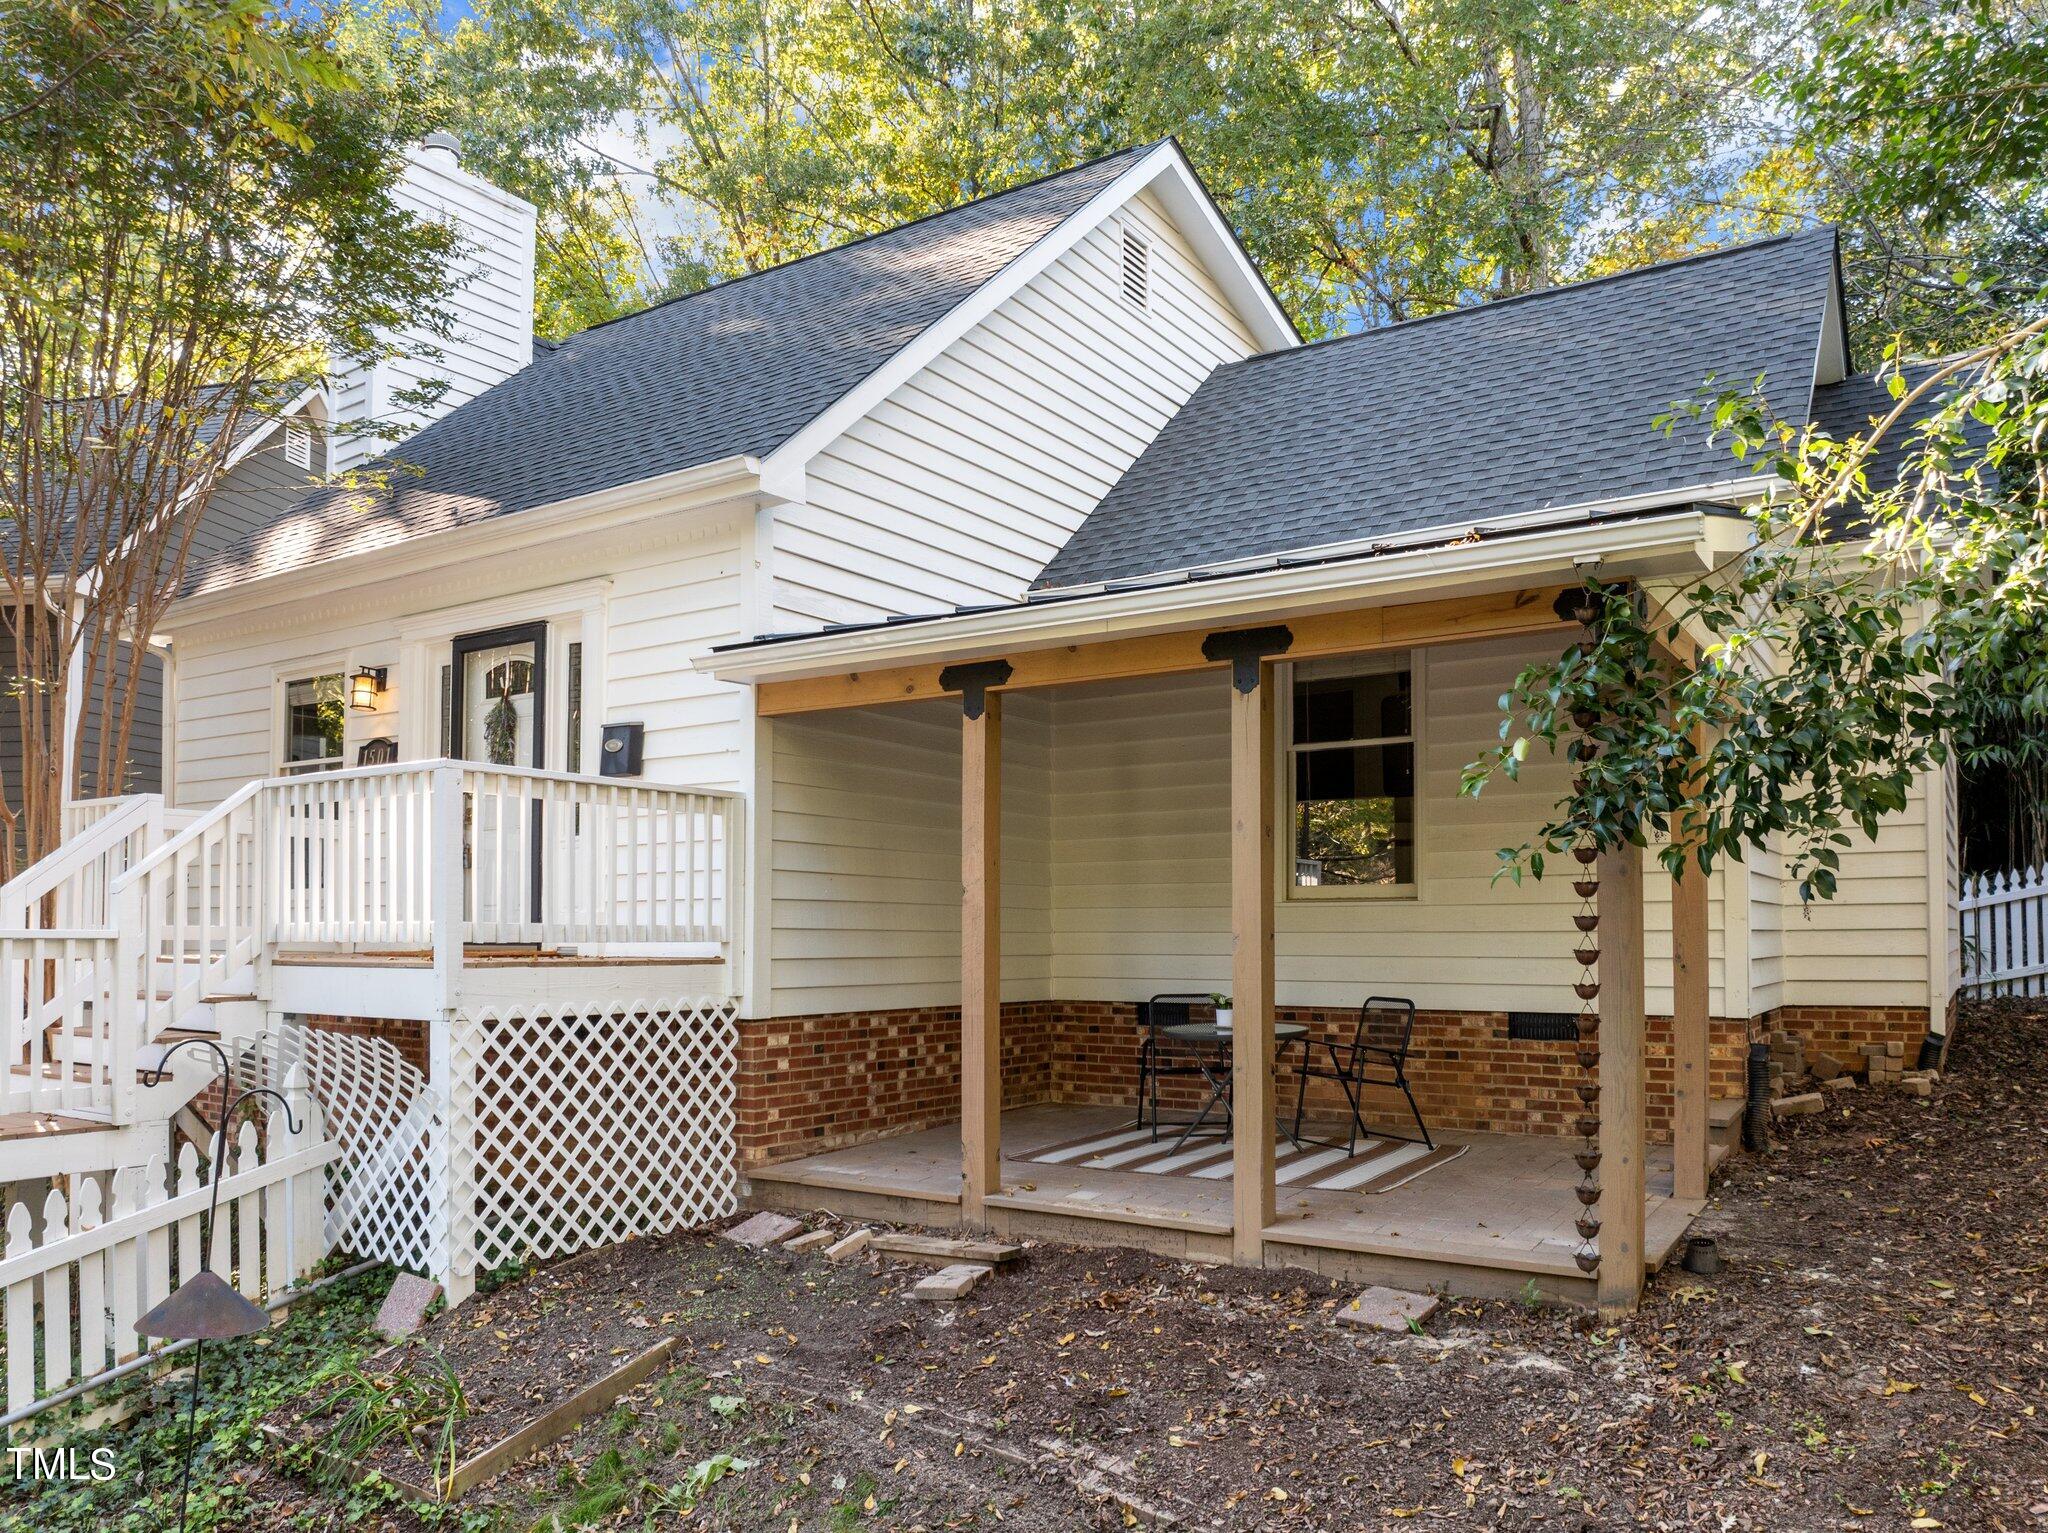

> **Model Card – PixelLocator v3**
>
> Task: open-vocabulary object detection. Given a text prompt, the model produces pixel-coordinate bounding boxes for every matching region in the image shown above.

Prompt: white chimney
[326,136,538,477]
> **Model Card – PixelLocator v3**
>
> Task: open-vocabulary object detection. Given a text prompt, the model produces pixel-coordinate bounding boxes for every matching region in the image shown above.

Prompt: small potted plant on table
[1210,994,1234,1032]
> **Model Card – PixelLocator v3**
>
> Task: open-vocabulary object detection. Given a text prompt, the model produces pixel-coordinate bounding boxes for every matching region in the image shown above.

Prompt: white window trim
[1277,651,1422,902]
[274,661,349,776]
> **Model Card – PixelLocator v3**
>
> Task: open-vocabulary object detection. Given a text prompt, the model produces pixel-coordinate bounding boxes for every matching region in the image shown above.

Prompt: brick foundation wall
[1756,1005,1932,1071]
[739,999,1935,1167]
[1045,1002,1753,1143]
[738,1002,1055,1167]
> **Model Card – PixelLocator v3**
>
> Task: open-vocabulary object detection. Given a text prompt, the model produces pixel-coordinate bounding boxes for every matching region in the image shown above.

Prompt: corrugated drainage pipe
[1742,1041,1772,1152]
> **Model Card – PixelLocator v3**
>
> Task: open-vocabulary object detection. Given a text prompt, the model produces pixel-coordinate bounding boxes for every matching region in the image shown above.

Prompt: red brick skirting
[1754,1005,1934,1069]
[738,1003,1057,1166]
[739,1000,1932,1168]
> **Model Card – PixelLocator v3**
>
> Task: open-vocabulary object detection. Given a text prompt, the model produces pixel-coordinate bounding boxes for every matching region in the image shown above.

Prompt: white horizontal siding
[1048,636,1730,1016]
[605,533,746,788]
[761,633,1745,1020]
[168,525,749,808]
[767,697,1049,1015]
[772,189,1260,626]
[327,147,537,476]
[1776,782,1938,1009]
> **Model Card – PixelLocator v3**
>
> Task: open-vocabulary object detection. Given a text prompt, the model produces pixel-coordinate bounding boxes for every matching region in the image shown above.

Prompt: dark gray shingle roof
[1034,230,1843,589]
[184,145,1154,597]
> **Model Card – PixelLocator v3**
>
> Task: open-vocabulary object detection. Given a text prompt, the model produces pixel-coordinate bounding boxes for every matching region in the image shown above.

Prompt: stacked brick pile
[1862,1041,1906,1086]
[1766,1030,1806,1096]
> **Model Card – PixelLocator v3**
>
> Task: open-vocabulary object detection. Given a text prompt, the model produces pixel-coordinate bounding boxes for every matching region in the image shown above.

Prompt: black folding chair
[1133,993,1225,1140]
[1289,996,1431,1154]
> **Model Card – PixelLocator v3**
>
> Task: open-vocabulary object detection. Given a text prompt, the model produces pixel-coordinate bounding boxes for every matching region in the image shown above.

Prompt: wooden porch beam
[954,668,1005,1225]
[1671,722,1712,1204]
[1218,635,1282,1263]
[755,586,1572,717]
[1597,841,1647,1316]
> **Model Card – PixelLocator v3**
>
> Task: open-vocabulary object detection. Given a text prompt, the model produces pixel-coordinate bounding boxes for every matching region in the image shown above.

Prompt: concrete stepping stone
[724,1212,803,1248]
[824,1229,874,1262]
[782,1229,836,1255]
[1335,1285,1438,1333]
[913,1263,990,1302]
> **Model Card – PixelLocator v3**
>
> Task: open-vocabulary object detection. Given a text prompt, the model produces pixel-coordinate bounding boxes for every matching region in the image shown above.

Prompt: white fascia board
[760,143,1298,482]
[698,510,1715,685]
[158,454,763,633]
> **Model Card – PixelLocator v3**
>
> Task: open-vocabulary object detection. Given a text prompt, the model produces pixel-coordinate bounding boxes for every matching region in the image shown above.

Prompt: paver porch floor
[748,1102,1704,1287]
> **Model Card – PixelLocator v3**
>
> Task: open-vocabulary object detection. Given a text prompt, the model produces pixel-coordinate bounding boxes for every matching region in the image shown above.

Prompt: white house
[0,139,1958,1316]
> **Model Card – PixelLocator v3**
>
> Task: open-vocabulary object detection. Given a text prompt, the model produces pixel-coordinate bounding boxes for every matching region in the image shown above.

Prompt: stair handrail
[0,794,163,930]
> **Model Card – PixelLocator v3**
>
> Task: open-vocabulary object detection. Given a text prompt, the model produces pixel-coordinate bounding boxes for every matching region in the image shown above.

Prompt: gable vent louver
[284,422,312,470]
[1121,225,1150,311]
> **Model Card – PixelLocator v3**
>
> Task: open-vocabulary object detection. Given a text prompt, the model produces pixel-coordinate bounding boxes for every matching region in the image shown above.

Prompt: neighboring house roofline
[758,139,1299,491]
[55,383,325,613]
[697,504,1735,686]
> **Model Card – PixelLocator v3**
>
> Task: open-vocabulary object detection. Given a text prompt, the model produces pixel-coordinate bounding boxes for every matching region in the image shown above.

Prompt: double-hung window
[280,673,345,774]
[1287,654,1416,892]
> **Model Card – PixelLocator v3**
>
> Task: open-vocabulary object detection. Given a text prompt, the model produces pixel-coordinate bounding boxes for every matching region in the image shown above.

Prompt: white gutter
[700,508,1716,685]
[1032,476,1776,596]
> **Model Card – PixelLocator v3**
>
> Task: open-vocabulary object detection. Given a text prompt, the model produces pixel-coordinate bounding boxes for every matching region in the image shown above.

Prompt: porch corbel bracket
[938,659,1014,720]
[1200,625,1294,693]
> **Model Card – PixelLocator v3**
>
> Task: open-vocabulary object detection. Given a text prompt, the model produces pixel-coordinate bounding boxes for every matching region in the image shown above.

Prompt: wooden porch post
[1204,626,1289,1265]
[944,661,1011,1225]
[1671,724,1711,1203]
[1597,840,1647,1315]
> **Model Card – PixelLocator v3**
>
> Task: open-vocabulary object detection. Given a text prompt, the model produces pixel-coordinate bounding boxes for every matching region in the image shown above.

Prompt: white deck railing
[4,764,740,1123]
[1961,862,2048,997]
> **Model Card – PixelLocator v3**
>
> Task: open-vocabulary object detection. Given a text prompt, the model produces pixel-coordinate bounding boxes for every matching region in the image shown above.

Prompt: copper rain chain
[1567,589,1604,1278]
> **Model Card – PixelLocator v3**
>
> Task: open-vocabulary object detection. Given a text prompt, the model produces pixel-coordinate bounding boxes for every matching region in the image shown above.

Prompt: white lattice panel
[248,1022,446,1275]
[450,998,738,1272]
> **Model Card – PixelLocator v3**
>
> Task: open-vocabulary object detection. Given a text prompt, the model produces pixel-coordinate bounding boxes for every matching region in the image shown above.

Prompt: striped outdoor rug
[1014,1125,1467,1195]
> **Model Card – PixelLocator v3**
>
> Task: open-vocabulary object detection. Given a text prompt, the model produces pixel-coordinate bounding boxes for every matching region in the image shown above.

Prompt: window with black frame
[280,673,345,774]
[1287,654,1415,891]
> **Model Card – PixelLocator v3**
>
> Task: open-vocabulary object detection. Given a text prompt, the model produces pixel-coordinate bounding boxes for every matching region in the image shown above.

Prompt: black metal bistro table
[1158,1020,1308,1153]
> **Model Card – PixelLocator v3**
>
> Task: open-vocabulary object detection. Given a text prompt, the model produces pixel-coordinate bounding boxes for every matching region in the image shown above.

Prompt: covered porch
[713,534,1735,1313]
[749,1102,1711,1303]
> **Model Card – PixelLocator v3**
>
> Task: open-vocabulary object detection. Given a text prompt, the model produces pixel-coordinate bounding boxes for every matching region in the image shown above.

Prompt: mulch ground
[245,998,2048,1531]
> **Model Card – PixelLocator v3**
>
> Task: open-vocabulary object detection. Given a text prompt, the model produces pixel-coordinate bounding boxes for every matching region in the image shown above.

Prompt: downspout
[60,598,85,804]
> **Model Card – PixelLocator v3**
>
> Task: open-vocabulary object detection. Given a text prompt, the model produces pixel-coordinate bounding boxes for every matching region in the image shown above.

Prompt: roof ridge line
[550,141,1166,346]
[1222,225,1837,370]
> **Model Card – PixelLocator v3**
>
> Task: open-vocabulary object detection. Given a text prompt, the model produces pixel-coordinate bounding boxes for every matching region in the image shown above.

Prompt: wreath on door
[483,658,530,765]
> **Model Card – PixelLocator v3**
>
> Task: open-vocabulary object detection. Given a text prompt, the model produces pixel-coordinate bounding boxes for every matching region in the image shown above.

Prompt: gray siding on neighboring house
[182,424,326,577]
[0,628,164,804]
[0,426,322,827]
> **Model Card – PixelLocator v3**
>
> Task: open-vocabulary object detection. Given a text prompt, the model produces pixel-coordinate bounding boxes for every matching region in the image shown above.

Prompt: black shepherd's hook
[139,1036,307,1533]
[145,1035,305,1244]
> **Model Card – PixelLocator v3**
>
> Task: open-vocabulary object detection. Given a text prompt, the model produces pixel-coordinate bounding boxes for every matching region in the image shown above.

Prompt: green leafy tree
[1783,0,2048,352]
[0,0,454,869]
[405,0,1793,338]
[1461,0,2048,902]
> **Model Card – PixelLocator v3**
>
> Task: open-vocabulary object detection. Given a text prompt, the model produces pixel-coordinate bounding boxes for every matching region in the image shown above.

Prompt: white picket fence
[1960,863,2048,997]
[0,1068,339,1421]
